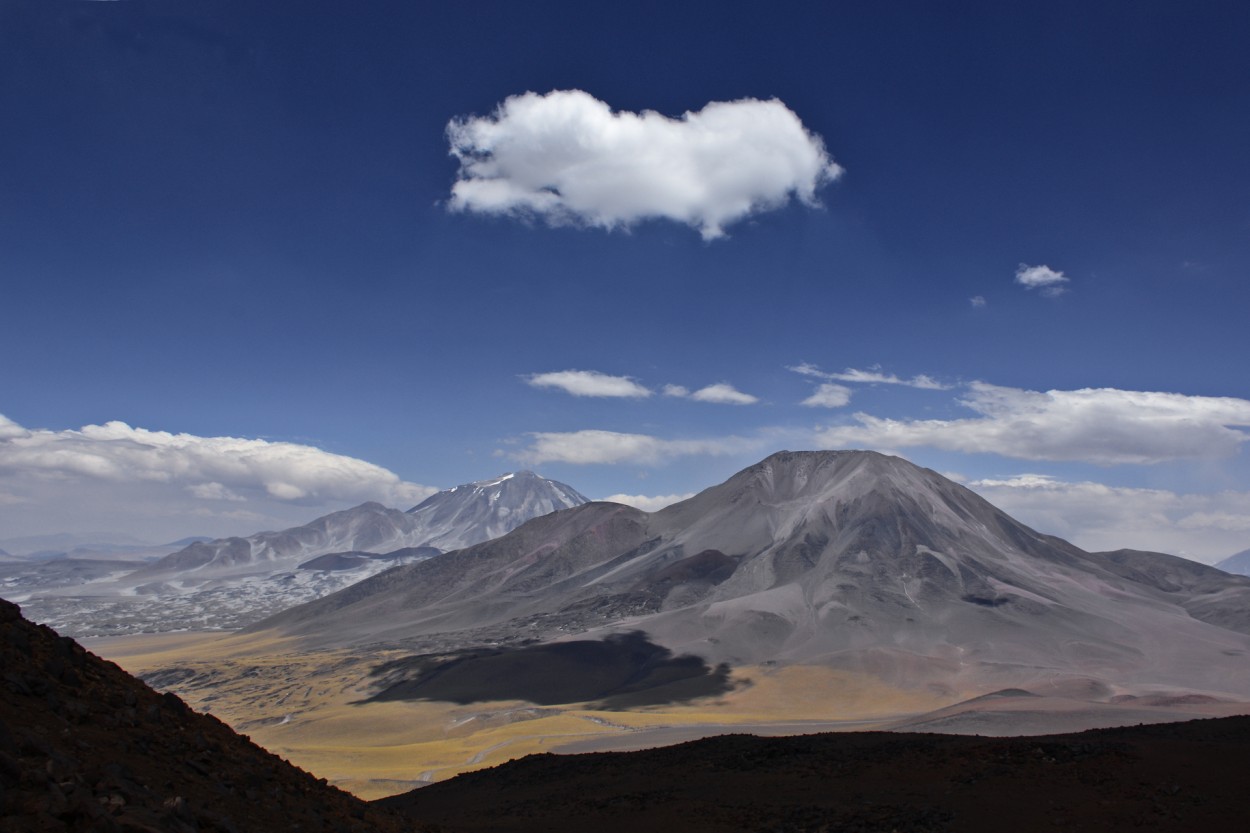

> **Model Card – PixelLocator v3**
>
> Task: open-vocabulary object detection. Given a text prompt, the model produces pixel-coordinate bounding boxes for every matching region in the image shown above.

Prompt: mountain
[136,502,429,576]
[18,471,588,636]
[1215,547,1250,576]
[0,598,419,832]
[255,450,1250,700]
[140,471,588,577]
[405,470,590,551]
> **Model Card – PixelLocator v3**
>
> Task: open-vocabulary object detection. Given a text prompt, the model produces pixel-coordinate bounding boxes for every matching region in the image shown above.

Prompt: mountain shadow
[362,631,733,709]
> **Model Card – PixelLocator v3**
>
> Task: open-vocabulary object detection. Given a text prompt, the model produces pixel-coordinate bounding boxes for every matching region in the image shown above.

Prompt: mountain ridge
[18,471,588,636]
[252,450,1250,700]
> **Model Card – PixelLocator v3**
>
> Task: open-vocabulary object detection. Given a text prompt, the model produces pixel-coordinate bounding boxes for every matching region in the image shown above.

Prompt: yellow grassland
[89,631,952,800]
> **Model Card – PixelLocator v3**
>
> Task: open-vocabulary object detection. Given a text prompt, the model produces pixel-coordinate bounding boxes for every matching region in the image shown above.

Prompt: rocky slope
[255,450,1250,699]
[0,598,421,832]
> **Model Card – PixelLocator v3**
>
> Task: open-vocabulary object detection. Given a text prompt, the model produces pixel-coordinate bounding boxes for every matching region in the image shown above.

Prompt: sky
[2,0,1249,562]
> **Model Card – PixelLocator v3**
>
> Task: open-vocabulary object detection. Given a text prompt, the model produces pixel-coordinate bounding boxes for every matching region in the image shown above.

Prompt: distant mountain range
[1216,547,1250,576]
[256,450,1250,701]
[0,534,209,562]
[14,471,587,636]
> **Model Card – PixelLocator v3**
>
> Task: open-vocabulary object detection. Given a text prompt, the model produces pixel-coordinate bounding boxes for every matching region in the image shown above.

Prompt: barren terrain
[89,630,1250,801]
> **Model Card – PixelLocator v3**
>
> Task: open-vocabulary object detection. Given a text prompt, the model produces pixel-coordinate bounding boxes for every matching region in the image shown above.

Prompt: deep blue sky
[2,0,1249,559]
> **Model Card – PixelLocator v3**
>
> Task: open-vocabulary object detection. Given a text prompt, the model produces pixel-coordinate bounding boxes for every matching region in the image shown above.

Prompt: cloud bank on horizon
[0,414,436,541]
[508,382,1250,468]
[817,384,1250,465]
[446,90,842,239]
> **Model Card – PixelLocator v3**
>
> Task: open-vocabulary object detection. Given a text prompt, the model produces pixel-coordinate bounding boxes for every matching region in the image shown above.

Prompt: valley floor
[86,630,1250,802]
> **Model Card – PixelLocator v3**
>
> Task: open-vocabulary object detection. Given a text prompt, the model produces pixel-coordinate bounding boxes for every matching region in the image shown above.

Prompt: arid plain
[89,626,1250,801]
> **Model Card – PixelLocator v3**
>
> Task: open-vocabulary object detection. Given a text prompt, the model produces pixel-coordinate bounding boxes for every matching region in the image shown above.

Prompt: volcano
[254,451,1250,700]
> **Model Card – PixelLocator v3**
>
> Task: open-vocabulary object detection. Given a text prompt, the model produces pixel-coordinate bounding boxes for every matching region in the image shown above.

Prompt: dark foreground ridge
[364,631,734,708]
[383,716,1250,833]
[0,598,422,833]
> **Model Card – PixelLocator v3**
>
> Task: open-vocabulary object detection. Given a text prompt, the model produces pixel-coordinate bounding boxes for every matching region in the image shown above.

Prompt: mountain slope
[0,598,419,832]
[255,451,1250,698]
[1215,546,1250,576]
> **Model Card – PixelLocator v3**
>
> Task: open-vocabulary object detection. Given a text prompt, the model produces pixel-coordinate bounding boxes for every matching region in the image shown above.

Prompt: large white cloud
[967,474,1250,563]
[816,383,1250,464]
[447,90,842,240]
[512,429,765,466]
[525,370,651,398]
[0,415,437,540]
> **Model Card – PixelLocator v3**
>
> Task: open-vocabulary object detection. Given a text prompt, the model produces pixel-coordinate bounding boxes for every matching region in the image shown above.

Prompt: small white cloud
[447,90,842,240]
[801,383,852,408]
[970,295,987,308]
[788,364,949,390]
[1015,263,1069,297]
[602,492,696,512]
[664,382,759,404]
[689,383,759,405]
[816,383,1250,464]
[512,429,763,466]
[787,363,827,380]
[525,370,652,398]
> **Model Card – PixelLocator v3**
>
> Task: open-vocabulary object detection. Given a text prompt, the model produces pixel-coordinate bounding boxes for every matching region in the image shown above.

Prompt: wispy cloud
[816,383,1250,464]
[525,369,652,398]
[1015,263,1069,297]
[788,363,949,390]
[447,90,842,240]
[970,295,987,308]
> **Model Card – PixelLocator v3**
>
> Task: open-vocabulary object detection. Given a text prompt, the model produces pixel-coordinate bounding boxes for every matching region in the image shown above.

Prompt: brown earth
[382,716,1250,833]
[0,598,425,833]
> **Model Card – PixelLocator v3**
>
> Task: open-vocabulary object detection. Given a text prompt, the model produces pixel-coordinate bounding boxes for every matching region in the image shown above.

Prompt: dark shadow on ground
[360,631,733,709]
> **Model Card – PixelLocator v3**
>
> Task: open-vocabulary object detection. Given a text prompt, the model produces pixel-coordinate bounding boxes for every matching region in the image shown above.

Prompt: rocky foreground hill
[382,716,1250,832]
[5,594,1250,832]
[0,598,422,833]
